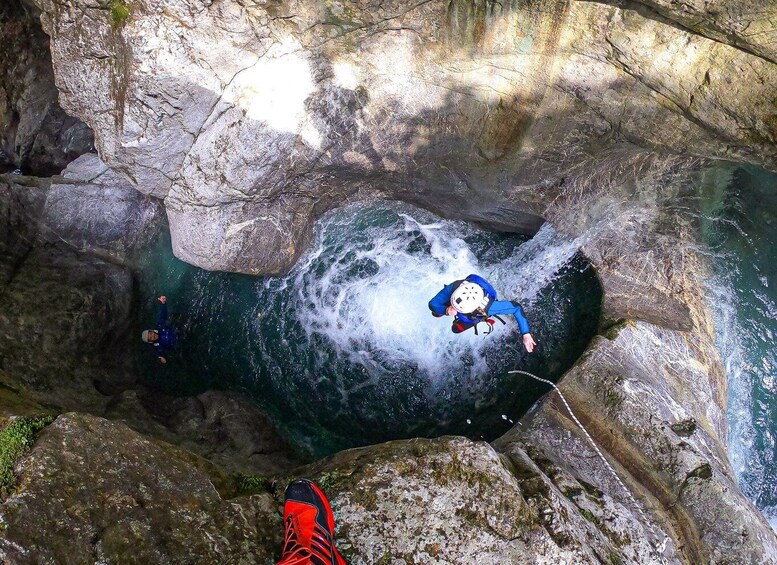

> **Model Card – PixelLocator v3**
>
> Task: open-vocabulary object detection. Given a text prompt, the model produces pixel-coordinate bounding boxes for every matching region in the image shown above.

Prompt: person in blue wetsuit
[428,274,537,352]
[141,295,177,364]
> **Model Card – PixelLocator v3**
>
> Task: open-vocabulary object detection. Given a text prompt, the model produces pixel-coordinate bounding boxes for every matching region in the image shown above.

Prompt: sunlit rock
[32,0,777,274]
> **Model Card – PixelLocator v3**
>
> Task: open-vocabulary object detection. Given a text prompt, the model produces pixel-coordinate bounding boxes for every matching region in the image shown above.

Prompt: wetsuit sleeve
[157,302,168,329]
[488,300,531,334]
[154,342,165,358]
[428,283,457,316]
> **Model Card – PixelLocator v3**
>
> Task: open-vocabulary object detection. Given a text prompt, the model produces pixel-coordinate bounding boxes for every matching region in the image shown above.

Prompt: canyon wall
[0,0,776,563]
[34,0,777,273]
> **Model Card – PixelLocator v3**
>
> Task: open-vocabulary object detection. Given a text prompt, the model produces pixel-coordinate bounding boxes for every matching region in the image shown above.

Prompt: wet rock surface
[105,389,302,476]
[0,158,159,411]
[501,150,777,563]
[0,157,298,481]
[0,243,134,411]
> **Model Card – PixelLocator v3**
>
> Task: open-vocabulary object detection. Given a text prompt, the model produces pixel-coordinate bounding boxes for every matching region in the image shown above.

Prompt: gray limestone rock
[105,389,302,476]
[32,0,777,274]
[497,151,777,563]
[620,0,777,65]
[0,1,774,563]
[0,155,161,411]
[0,244,134,411]
[0,174,48,284]
[40,153,163,263]
[288,435,664,564]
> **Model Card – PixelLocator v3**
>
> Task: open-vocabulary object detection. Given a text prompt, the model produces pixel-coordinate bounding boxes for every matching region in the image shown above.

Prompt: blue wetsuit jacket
[428,280,531,334]
[154,302,177,358]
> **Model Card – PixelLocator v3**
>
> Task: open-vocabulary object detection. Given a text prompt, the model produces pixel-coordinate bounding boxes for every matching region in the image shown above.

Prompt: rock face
[290,435,667,564]
[499,151,777,563]
[105,389,302,476]
[1,1,776,563]
[0,157,299,477]
[32,0,777,274]
[0,413,280,564]
[40,153,162,263]
[0,157,160,411]
[0,1,93,175]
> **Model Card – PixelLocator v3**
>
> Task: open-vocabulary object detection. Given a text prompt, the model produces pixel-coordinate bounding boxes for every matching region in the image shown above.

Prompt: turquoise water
[700,164,777,527]
[134,201,602,456]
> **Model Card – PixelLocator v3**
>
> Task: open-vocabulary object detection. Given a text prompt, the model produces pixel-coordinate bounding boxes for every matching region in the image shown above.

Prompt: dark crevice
[0,0,94,176]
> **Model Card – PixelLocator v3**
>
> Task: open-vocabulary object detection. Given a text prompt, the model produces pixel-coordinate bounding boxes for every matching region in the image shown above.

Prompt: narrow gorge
[1,0,777,563]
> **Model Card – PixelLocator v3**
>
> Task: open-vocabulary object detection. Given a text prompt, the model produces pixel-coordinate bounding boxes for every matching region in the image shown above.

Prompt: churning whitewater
[137,201,601,455]
[701,164,777,530]
[292,205,582,381]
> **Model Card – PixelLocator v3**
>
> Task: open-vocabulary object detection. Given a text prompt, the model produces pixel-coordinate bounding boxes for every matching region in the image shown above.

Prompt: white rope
[508,369,669,561]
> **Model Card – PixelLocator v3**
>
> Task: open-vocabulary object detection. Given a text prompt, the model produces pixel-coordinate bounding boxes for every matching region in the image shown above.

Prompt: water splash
[292,209,492,380]
[136,200,602,454]
[700,164,777,528]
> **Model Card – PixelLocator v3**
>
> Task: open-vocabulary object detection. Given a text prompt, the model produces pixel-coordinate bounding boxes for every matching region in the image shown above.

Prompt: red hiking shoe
[276,479,347,565]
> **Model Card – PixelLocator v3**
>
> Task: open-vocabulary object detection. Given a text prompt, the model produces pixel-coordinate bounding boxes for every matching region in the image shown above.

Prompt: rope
[508,369,670,561]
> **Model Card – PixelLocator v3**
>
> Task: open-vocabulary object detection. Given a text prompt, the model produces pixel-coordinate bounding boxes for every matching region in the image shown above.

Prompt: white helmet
[450,282,488,314]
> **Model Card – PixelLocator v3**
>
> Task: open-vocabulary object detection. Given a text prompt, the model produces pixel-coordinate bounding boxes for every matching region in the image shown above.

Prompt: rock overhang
[30,0,777,275]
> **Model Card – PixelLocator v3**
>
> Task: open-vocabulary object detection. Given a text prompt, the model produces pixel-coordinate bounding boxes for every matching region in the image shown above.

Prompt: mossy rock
[110,0,130,28]
[0,416,54,499]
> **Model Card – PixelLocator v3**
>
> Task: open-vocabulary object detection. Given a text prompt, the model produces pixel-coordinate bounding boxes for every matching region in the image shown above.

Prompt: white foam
[707,270,755,480]
[489,223,584,305]
[286,204,579,384]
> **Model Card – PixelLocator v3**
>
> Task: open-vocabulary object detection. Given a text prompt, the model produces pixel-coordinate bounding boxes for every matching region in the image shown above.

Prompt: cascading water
[700,164,777,529]
[135,201,602,456]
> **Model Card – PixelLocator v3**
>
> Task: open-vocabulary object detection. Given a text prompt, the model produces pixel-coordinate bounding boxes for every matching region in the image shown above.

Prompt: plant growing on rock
[0,416,54,499]
[110,0,130,28]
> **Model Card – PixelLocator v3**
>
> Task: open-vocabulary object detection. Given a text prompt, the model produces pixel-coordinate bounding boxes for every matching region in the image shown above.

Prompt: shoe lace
[278,515,333,565]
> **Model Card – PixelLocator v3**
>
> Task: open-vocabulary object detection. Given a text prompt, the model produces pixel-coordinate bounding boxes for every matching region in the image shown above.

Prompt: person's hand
[159,356,167,364]
[523,333,536,353]
[446,305,457,316]
[158,295,167,304]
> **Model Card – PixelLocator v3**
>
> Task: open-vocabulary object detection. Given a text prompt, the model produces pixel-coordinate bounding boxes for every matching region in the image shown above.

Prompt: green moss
[686,463,713,481]
[561,486,583,500]
[579,479,604,499]
[0,416,54,499]
[601,386,624,409]
[670,418,697,437]
[235,473,272,496]
[110,0,130,28]
[606,548,624,565]
[601,320,630,341]
[578,507,600,525]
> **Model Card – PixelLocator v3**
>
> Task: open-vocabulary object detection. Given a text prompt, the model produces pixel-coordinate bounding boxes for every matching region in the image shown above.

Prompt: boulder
[40,153,163,263]
[0,413,280,564]
[105,389,302,476]
[287,435,666,564]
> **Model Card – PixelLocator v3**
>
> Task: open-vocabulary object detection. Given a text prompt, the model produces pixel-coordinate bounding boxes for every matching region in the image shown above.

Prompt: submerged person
[141,295,177,364]
[428,274,537,352]
[276,479,347,565]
